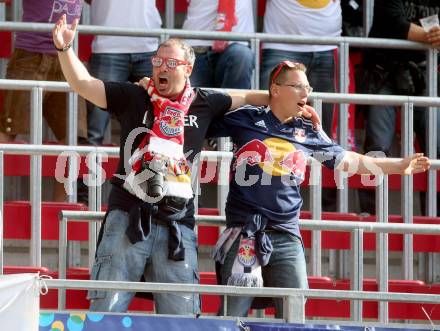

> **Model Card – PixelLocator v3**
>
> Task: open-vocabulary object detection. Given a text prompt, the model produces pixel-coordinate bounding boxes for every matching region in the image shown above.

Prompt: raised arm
[228,90,321,128]
[52,14,106,108]
[337,151,431,176]
[228,90,269,110]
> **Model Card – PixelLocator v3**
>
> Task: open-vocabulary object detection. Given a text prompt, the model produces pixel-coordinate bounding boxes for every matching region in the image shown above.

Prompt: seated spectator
[358,0,440,215]
[0,0,86,143]
[85,0,162,146]
[260,0,342,136]
[182,0,255,89]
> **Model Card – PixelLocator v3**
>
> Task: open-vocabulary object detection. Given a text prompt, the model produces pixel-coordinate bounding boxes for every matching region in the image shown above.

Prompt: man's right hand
[136,77,151,90]
[52,14,78,50]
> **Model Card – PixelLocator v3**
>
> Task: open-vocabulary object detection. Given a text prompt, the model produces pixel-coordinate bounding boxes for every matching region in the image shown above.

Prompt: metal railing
[0,143,233,269]
[0,17,439,312]
[57,210,440,324]
[1,88,440,278]
[43,277,440,326]
[0,22,437,220]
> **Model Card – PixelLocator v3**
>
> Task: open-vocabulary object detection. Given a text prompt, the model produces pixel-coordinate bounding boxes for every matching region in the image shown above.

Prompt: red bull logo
[237,238,257,267]
[232,139,274,170]
[159,106,185,137]
[294,128,306,143]
[279,150,306,178]
[233,138,307,179]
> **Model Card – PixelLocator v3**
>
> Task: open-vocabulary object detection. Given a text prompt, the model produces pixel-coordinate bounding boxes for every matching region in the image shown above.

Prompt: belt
[193,46,211,54]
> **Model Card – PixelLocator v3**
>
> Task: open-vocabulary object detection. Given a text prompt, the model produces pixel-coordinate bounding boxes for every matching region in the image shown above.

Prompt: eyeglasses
[151,56,188,69]
[275,83,313,94]
[271,60,303,83]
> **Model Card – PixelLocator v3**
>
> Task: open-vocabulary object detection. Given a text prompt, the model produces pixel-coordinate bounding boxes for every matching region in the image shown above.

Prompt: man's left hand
[402,153,431,175]
[283,104,321,130]
[136,77,151,89]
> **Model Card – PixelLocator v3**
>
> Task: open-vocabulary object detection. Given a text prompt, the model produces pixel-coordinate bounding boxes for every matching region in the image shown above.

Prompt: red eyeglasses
[151,56,188,69]
[271,60,303,83]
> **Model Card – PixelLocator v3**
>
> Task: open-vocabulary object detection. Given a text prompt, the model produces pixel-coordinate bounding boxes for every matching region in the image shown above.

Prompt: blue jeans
[87,209,200,315]
[365,82,440,156]
[360,73,440,215]
[87,52,154,145]
[190,43,255,89]
[219,231,308,318]
[261,49,336,136]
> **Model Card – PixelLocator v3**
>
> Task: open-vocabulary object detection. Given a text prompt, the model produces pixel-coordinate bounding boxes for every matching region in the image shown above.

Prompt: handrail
[56,209,440,322]
[59,210,440,234]
[1,79,440,107]
[0,22,434,51]
[44,277,440,324]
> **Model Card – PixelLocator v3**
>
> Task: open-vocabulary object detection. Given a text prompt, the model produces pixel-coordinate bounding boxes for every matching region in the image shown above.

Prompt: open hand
[52,14,78,49]
[402,153,431,175]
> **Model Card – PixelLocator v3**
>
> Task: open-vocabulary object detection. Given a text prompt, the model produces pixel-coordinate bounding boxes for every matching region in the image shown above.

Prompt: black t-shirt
[368,0,440,64]
[103,82,232,227]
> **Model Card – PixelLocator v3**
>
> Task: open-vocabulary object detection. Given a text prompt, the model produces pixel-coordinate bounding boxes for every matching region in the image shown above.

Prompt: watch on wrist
[55,43,71,52]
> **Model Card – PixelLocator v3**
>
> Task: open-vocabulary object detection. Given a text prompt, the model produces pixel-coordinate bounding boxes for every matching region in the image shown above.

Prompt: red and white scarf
[124,79,195,201]
[212,0,237,52]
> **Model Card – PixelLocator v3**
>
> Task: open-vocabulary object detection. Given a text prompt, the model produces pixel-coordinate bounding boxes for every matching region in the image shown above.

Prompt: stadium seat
[3,201,88,241]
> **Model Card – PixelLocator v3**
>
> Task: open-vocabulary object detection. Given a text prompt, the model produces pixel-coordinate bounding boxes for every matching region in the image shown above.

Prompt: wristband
[55,43,71,52]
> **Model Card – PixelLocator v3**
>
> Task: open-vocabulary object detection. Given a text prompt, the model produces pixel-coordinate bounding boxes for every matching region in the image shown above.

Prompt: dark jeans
[360,76,440,215]
[218,232,308,318]
[190,43,255,89]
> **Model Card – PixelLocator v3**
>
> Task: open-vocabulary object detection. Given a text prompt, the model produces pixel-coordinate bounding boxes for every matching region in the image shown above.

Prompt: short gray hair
[157,38,196,66]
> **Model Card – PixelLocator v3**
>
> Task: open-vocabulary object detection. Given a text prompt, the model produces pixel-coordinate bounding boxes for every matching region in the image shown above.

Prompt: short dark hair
[157,38,196,66]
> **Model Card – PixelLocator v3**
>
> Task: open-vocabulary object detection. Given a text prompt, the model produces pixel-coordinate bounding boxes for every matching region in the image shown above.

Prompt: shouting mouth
[158,77,169,89]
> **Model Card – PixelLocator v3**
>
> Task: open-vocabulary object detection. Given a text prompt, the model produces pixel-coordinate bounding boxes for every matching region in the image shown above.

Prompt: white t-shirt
[263,0,342,52]
[90,0,162,53]
[182,0,255,47]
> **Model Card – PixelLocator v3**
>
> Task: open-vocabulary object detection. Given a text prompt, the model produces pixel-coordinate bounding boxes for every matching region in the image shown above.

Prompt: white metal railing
[56,210,440,325]
[43,278,440,326]
[0,17,438,309]
[0,87,440,278]
[0,21,437,223]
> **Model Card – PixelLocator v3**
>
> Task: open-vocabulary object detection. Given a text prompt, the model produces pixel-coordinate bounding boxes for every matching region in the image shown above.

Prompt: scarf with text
[124,79,195,201]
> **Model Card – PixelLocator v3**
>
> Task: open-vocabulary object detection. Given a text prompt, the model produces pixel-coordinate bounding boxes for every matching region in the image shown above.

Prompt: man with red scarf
[52,15,315,315]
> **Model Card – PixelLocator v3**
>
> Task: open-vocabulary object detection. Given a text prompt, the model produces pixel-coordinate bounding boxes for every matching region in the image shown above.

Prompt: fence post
[376,175,389,323]
[284,292,305,324]
[30,87,43,267]
[426,48,438,283]
[350,228,363,322]
[402,102,414,280]
[309,156,322,276]
[58,215,68,310]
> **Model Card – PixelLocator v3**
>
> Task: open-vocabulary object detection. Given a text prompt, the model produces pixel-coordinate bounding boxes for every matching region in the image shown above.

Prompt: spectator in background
[0,0,87,143]
[182,0,255,89]
[85,0,162,146]
[359,0,440,215]
[260,0,341,137]
[261,0,343,211]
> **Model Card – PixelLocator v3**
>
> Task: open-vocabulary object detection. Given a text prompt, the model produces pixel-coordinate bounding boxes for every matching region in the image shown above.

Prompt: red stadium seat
[3,201,88,241]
